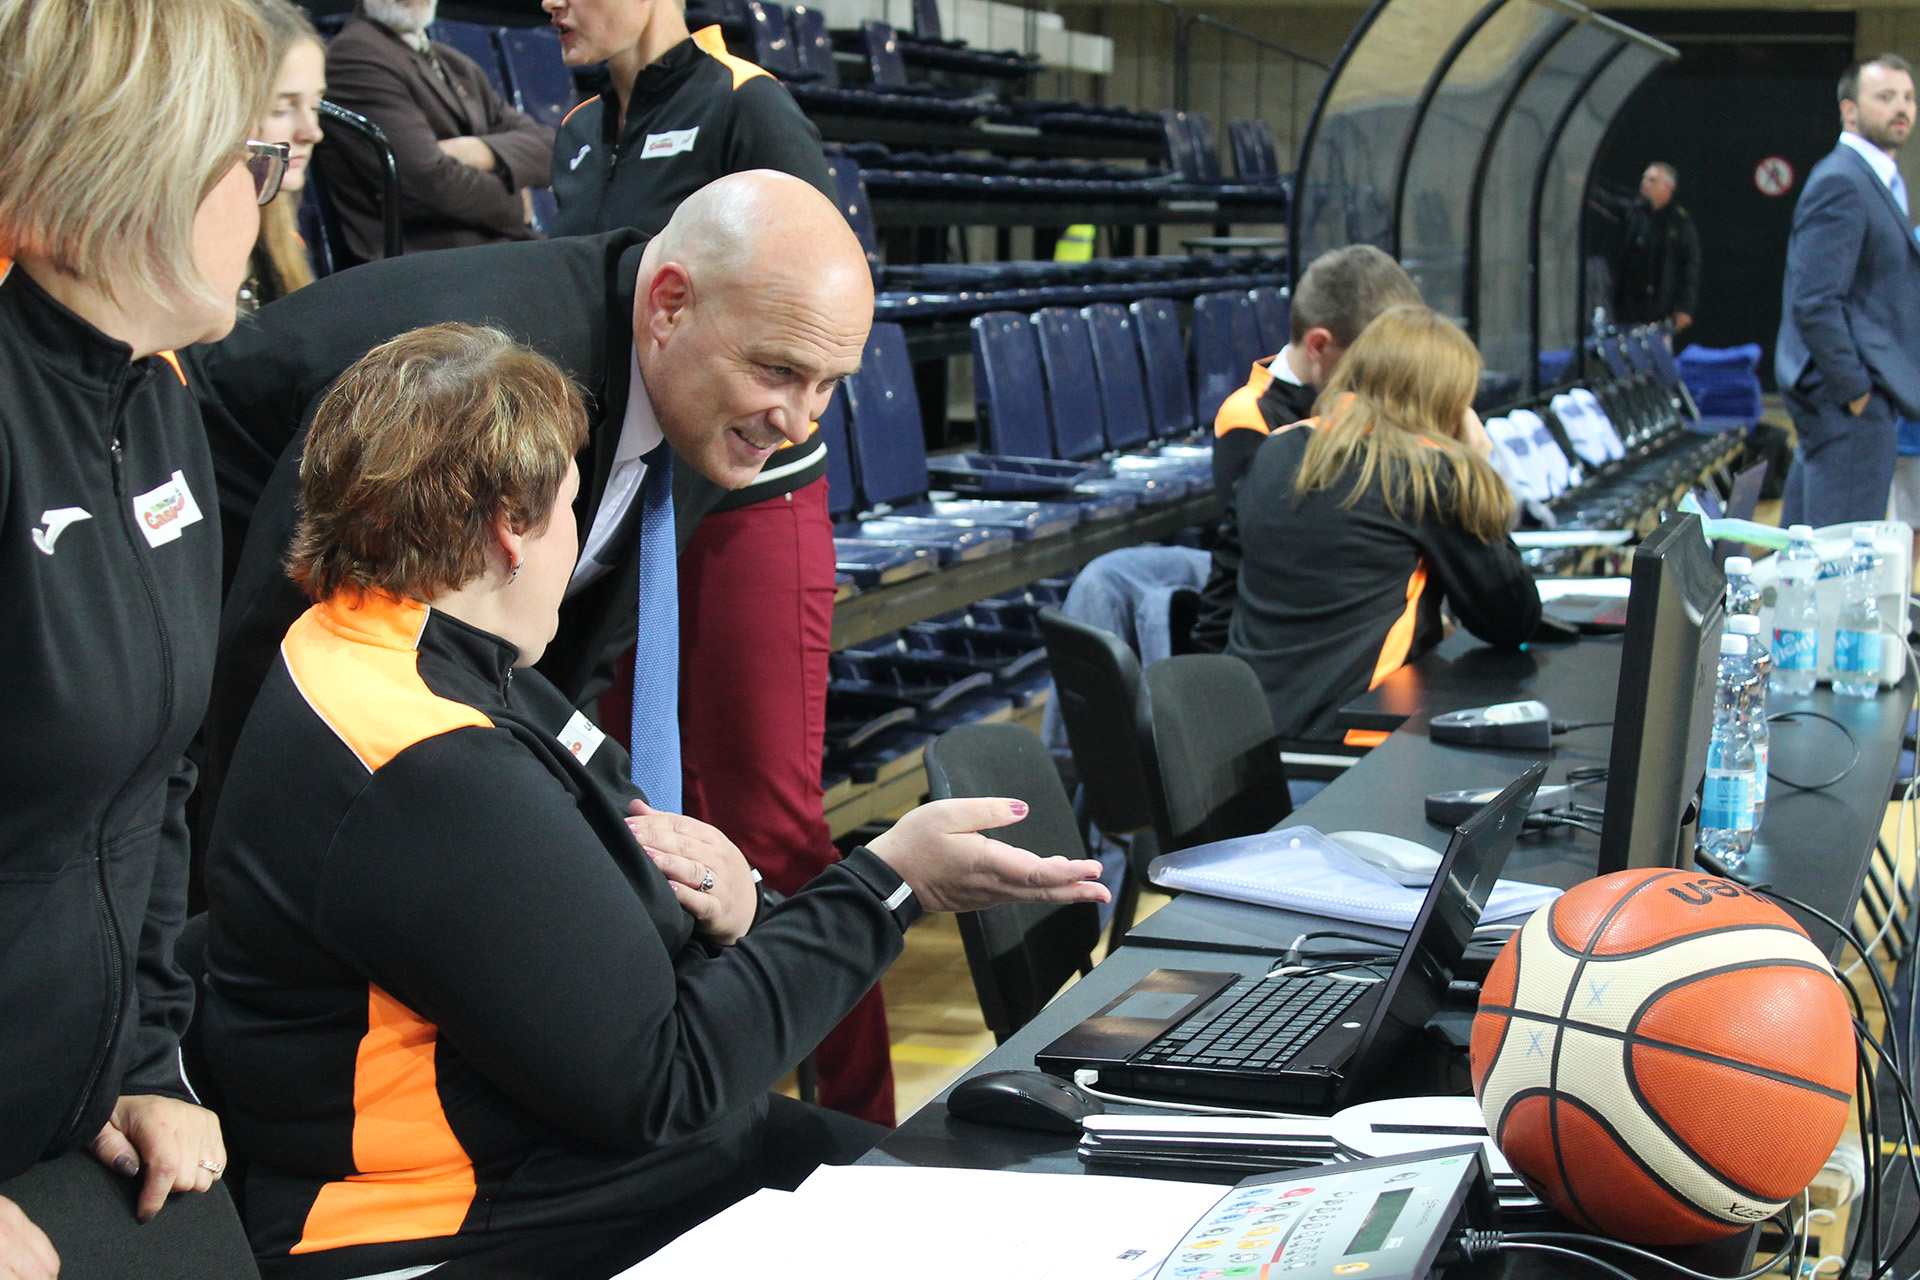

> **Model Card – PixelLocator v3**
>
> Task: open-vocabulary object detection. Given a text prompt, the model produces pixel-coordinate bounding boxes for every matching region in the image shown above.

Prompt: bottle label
[1702,771,1754,832]
[1835,629,1880,677]
[1774,628,1817,671]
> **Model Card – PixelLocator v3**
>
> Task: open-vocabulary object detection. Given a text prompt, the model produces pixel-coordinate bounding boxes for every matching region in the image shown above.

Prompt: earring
[507,558,521,585]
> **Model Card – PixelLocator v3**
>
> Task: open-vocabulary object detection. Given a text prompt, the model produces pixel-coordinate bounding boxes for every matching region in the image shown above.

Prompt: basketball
[1471,868,1855,1245]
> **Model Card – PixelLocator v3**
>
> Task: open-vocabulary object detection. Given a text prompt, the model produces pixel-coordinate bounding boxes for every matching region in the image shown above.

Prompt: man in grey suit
[1777,53,1920,527]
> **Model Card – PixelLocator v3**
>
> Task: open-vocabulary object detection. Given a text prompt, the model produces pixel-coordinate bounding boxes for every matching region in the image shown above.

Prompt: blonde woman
[1227,304,1542,743]
[0,0,276,1271]
[242,0,327,312]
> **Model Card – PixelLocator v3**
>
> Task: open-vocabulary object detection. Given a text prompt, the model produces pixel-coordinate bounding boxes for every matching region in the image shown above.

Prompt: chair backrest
[1230,119,1277,183]
[788,5,839,85]
[1131,297,1194,438]
[1184,113,1222,185]
[971,311,1056,457]
[819,384,859,519]
[427,21,508,95]
[1036,608,1160,840]
[1248,286,1290,356]
[1191,290,1258,428]
[822,157,883,278]
[1160,110,1200,180]
[297,169,344,276]
[495,26,578,128]
[924,723,1102,1041]
[844,323,931,507]
[863,20,908,87]
[745,1,798,76]
[1142,654,1293,851]
[912,0,944,40]
[1032,307,1110,461]
[1595,331,1634,381]
[1083,303,1155,451]
[1620,327,1658,376]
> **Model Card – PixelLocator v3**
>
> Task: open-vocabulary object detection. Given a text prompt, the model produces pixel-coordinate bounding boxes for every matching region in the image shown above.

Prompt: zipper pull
[111,437,123,463]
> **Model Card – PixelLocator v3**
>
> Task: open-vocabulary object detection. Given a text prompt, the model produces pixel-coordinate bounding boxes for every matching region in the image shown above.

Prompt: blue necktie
[628,448,681,811]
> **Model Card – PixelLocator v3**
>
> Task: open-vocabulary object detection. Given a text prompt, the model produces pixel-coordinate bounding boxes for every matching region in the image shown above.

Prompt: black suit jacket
[1776,141,1920,420]
[318,15,554,260]
[188,231,724,819]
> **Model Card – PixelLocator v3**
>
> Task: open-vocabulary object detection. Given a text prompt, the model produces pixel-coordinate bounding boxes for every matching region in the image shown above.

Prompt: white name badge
[132,470,204,548]
[558,709,607,765]
[641,127,699,159]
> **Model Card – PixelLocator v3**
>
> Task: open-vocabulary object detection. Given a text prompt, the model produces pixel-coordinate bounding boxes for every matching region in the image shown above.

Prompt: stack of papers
[1148,827,1561,929]
[617,1164,1231,1280]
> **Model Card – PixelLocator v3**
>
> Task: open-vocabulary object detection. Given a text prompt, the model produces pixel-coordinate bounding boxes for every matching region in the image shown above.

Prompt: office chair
[924,723,1102,1043]
[1141,654,1293,851]
[1036,608,1169,947]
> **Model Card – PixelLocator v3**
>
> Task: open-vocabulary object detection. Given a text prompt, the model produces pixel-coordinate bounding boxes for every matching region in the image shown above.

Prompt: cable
[1764,710,1861,790]
[1552,719,1615,734]
[1067,1070,1317,1121]
[1498,1241,1641,1279]
[1284,930,1393,967]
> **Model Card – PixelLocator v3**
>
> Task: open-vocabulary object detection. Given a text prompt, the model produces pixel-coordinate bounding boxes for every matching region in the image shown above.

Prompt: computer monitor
[1597,513,1726,875]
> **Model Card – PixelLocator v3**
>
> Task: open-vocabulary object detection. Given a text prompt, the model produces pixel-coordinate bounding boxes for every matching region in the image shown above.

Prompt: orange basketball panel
[1550,869,1680,953]
[1496,1094,1600,1234]
[1552,1095,1740,1245]
[1635,966,1855,1090]
[1590,882,1807,957]
[1471,940,1522,1097]
[1630,1044,1851,1203]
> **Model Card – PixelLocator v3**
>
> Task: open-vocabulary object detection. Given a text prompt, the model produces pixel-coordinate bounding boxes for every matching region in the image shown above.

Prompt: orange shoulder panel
[280,596,494,774]
[155,350,187,386]
[293,986,476,1253]
[693,25,772,88]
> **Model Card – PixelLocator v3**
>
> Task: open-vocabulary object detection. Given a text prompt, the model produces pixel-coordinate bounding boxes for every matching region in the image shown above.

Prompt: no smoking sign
[1755,156,1795,197]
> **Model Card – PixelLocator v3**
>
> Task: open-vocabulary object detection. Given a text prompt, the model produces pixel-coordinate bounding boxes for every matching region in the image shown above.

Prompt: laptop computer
[1035,762,1546,1109]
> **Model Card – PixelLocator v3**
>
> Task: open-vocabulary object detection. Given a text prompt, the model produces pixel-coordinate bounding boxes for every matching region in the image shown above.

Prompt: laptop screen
[1340,762,1546,1099]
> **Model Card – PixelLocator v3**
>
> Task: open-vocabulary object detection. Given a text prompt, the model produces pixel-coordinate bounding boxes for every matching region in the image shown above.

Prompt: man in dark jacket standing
[1610,162,1701,330]
[317,0,554,260]
[1776,54,1920,526]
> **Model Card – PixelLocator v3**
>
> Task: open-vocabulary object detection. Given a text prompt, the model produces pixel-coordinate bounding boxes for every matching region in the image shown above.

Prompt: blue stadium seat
[426,21,508,96]
[1066,306,1211,480]
[788,5,838,84]
[1131,297,1197,439]
[1249,285,1290,356]
[1191,290,1260,427]
[1031,307,1111,462]
[1083,304,1155,451]
[863,19,910,88]
[495,26,578,129]
[816,386,938,586]
[527,188,559,235]
[744,1,800,78]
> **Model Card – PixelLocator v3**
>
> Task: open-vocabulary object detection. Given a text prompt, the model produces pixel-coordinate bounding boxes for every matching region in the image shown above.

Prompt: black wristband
[841,846,922,932]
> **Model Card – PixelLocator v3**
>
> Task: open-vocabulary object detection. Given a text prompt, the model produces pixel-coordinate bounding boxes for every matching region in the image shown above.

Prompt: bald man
[190,172,873,855]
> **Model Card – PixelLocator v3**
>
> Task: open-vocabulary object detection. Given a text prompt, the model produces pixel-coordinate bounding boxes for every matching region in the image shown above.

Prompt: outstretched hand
[868,797,1110,914]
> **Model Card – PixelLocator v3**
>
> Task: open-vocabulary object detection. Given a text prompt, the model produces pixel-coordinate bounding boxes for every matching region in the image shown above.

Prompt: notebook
[1146,825,1560,929]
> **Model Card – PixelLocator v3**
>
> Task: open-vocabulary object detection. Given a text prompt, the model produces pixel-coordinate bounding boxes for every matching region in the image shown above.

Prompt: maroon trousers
[673,477,895,1125]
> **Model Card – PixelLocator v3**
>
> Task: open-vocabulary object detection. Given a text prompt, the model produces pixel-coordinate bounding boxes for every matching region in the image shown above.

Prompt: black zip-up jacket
[0,259,212,1179]
[204,594,918,1277]
[1226,419,1541,743]
[549,26,834,514]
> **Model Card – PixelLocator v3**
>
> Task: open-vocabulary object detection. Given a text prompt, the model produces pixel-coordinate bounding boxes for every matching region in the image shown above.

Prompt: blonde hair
[254,0,322,295]
[0,0,273,309]
[289,325,591,604]
[1298,304,1514,543]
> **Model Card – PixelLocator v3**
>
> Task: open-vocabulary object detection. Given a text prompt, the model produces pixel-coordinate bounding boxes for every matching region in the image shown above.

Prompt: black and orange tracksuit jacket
[0,260,211,1180]
[1192,357,1317,653]
[203,593,918,1278]
[1224,418,1541,744]
[548,27,832,514]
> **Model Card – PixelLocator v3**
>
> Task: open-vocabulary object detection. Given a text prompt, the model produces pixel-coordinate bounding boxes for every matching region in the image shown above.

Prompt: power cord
[1067,1070,1314,1121]
[1446,1202,1808,1279]
[1763,710,1861,790]
[1551,719,1614,734]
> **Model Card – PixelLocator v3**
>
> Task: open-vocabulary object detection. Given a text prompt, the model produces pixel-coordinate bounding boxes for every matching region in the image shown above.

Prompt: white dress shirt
[1272,343,1307,388]
[568,349,664,594]
[1838,131,1909,216]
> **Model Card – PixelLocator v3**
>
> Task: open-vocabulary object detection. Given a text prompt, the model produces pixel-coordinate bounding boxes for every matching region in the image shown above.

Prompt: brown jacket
[315,15,554,260]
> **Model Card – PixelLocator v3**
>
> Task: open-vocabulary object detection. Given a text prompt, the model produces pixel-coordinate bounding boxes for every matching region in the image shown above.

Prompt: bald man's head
[635,171,875,488]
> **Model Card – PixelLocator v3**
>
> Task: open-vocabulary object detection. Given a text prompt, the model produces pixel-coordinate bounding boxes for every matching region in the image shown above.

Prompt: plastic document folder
[1147,826,1561,929]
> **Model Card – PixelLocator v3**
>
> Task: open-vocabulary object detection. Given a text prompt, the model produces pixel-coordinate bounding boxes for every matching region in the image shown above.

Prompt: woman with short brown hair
[204,324,1106,1279]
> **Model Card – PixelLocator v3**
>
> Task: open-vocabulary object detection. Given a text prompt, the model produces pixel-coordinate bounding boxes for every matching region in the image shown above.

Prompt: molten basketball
[1471,868,1855,1245]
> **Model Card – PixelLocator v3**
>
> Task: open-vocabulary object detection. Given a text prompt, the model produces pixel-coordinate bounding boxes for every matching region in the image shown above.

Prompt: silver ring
[199,1160,224,1175]
[699,868,715,893]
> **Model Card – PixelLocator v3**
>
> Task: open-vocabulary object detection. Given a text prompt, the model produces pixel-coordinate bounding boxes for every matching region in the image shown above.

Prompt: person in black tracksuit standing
[540,0,899,1125]
[0,0,276,1272]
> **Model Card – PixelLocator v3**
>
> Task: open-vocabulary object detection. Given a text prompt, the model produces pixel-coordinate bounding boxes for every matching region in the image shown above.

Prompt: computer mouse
[945,1070,1105,1134]
[1327,830,1443,886]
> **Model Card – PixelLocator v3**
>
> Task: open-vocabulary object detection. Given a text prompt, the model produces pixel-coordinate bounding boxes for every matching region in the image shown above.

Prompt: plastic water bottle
[1723,555,1761,618]
[1771,526,1821,696]
[1833,528,1884,699]
[1699,632,1757,867]
[1726,615,1769,829]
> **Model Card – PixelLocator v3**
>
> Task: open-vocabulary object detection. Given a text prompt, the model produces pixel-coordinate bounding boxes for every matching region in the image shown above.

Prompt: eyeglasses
[245,141,290,206]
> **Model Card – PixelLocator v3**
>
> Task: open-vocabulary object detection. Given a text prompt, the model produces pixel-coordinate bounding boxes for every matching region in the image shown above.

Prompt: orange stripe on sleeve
[293,986,476,1254]
[281,595,493,774]
[692,25,772,88]
[560,97,595,127]
[1367,561,1428,690]
[1343,729,1390,748]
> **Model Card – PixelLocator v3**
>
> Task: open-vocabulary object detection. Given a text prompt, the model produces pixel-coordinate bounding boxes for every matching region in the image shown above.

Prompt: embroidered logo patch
[569,143,591,171]
[131,470,204,548]
[641,127,699,159]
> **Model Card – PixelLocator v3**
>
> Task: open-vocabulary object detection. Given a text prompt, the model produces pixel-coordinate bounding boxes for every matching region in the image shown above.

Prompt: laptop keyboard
[1131,977,1369,1072]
